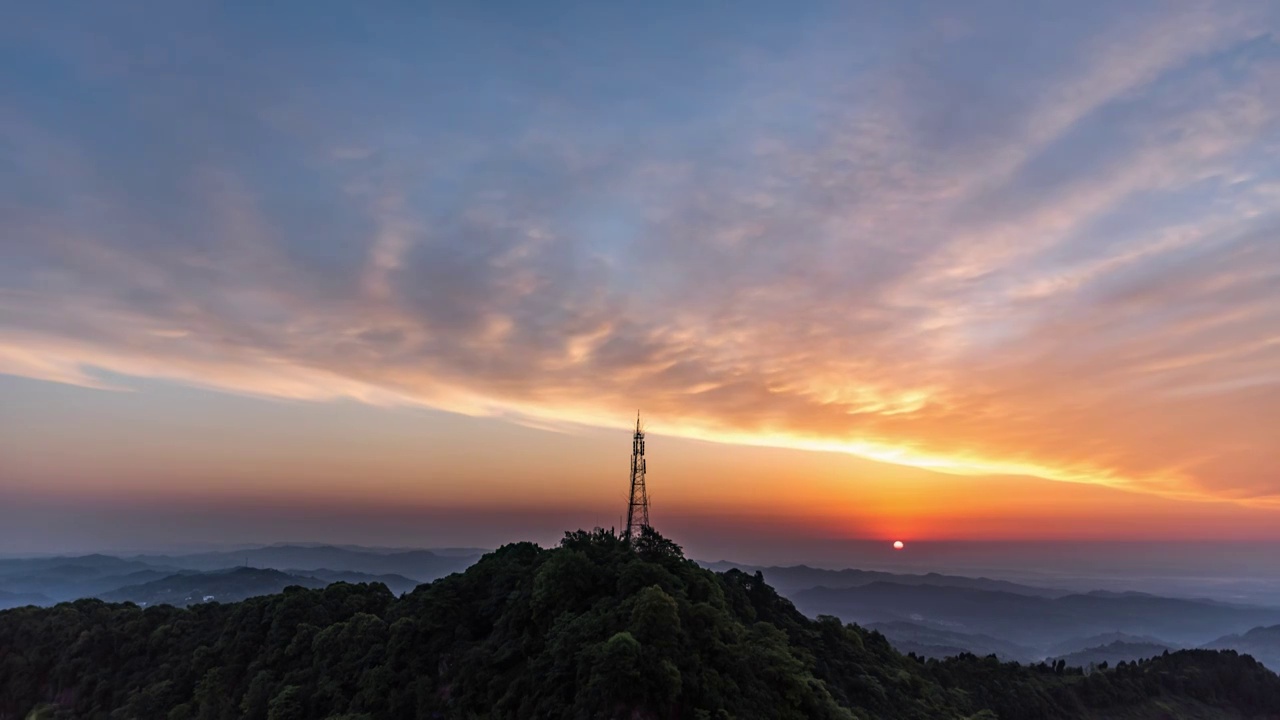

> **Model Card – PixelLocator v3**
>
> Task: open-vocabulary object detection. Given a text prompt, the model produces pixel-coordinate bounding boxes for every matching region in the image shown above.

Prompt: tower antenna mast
[624,412,650,544]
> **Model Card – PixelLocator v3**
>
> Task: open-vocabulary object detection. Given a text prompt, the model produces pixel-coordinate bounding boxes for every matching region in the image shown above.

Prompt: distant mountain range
[68,566,426,608]
[1044,631,1174,657]
[0,589,52,611]
[1046,640,1176,668]
[288,568,421,595]
[1204,625,1280,670]
[794,581,1280,652]
[862,616,1280,674]
[1040,627,1280,672]
[0,544,482,607]
[867,620,1040,662]
[702,561,1067,598]
[697,561,1280,671]
[98,567,327,606]
[0,555,181,604]
[130,544,477,578]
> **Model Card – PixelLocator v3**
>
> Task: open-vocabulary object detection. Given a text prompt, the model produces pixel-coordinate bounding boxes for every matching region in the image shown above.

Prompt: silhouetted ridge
[1,527,1278,719]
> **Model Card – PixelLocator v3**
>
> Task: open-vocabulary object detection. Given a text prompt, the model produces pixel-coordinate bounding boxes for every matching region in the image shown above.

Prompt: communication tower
[624,412,650,543]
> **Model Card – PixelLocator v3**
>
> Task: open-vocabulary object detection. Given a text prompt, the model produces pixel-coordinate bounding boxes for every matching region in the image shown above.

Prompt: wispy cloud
[2,1,1278,505]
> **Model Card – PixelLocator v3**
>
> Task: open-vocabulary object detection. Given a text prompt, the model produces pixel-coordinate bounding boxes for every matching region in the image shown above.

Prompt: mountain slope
[0,529,1278,719]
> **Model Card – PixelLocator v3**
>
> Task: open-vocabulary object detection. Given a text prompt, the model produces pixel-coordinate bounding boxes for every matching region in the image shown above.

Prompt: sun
[893,540,905,550]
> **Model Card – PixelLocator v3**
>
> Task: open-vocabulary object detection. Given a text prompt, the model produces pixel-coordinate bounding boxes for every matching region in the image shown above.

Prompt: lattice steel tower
[624,412,650,543]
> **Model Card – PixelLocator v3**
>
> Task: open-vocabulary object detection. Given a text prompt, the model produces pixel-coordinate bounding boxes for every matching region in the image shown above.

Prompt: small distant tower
[624,412,650,544]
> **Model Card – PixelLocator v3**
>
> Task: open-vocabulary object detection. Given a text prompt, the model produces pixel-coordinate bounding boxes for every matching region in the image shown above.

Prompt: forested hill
[2,529,1279,720]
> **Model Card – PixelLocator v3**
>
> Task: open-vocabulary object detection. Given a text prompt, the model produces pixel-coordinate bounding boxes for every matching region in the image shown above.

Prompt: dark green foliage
[1,527,1278,719]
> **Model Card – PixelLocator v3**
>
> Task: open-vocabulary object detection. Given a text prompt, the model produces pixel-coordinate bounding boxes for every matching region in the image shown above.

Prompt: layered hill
[794,581,1280,650]
[0,545,470,606]
[867,620,1040,663]
[1046,632,1174,658]
[0,589,51,612]
[97,567,327,606]
[1205,624,1280,671]
[1048,640,1177,669]
[703,561,1066,598]
[1,529,1278,719]
[94,567,424,607]
[131,544,478,578]
[0,555,179,603]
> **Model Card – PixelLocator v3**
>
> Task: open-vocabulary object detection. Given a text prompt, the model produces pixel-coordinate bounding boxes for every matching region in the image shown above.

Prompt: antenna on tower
[623,411,650,545]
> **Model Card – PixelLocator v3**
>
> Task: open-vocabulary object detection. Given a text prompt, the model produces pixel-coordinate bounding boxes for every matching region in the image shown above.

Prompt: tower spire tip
[624,411,650,543]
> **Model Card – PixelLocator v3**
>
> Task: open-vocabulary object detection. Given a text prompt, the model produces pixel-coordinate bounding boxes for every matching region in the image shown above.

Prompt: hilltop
[1,528,1278,719]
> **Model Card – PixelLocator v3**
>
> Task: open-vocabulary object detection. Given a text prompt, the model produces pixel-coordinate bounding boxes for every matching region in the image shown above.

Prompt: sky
[2,1,1279,560]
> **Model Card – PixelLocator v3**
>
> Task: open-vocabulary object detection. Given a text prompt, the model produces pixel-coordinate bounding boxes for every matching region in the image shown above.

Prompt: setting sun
[893,540,905,550]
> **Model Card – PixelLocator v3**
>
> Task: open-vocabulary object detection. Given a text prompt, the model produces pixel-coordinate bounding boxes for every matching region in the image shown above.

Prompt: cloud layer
[3,1,1279,504]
